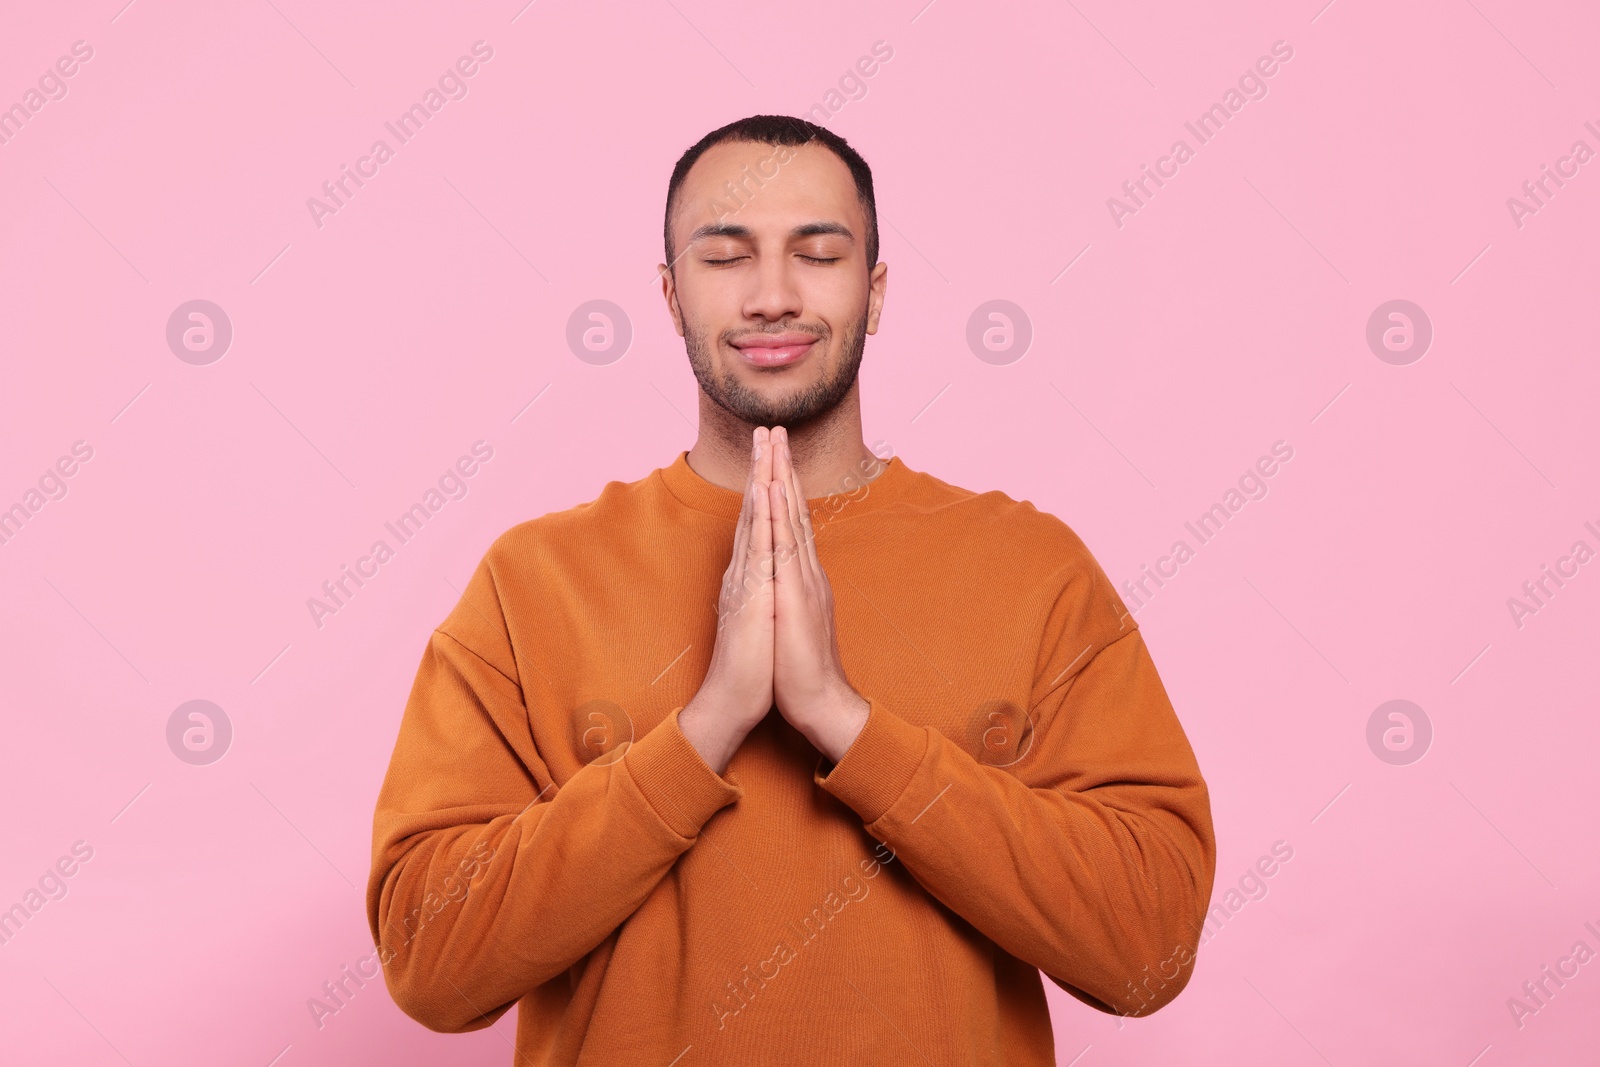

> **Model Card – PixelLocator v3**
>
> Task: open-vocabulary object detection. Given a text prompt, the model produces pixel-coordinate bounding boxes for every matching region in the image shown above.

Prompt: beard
[683,309,868,428]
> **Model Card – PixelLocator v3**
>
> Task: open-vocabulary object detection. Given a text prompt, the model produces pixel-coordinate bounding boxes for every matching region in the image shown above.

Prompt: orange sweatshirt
[366,449,1216,1065]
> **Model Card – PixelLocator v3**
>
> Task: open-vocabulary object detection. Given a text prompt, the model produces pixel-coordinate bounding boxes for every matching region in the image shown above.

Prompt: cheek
[799,305,848,351]
[679,311,726,357]
[682,296,742,347]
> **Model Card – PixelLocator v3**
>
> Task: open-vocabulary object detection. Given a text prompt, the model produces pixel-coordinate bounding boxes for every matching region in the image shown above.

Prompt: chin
[720,389,812,428]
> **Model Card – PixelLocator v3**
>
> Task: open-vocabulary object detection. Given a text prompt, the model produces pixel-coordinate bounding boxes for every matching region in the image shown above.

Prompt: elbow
[1039,911,1203,1019]
[1050,926,1199,1019]
[369,849,510,1033]
[1115,938,1199,1016]
[1109,807,1214,1015]
[1060,877,1207,1018]
[373,889,508,1034]
[381,943,503,1033]
[1109,887,1208,1017]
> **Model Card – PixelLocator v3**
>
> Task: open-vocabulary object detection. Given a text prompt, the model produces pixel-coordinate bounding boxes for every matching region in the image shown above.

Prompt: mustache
[726,326,827,342]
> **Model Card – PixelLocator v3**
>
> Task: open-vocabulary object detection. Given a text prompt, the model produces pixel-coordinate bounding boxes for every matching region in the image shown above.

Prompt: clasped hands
[678,426,870,774]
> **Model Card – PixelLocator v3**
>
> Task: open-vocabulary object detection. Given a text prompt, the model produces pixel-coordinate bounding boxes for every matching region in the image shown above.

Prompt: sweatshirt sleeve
[813,560,1216,1018]
[366,560,744,1033]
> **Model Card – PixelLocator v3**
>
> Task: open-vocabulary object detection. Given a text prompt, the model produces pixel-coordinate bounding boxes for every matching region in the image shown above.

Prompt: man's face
[660,140,888,428]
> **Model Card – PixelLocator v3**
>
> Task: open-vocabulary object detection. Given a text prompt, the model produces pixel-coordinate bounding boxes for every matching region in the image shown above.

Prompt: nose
[742,255,804,323]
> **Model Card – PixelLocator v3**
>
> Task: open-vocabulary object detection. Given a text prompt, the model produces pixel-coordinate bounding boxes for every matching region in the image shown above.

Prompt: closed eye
[703,255,840,265]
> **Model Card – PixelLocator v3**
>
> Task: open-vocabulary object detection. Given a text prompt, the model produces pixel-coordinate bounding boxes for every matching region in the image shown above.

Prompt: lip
[732,334,818,368]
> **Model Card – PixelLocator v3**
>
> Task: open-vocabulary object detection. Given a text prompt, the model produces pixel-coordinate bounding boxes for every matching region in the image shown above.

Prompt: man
[366,114,1215,1065]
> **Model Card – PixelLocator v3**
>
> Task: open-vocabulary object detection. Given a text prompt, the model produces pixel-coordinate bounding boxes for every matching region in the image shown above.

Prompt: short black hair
[663,114,879,275]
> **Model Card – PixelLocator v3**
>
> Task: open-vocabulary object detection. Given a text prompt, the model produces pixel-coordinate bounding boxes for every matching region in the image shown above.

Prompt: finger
[743,426,762,515]
[775,430,816,581]
[726,491,757,620]
[748,427,775,591]
[770,479,801,592]
[751,462,774,594]
[755,424,773,486]
[730,429,761,570]
[749,425,773,574]
[768,428,800,575]
[796,462,821,573]
[725,498,752,620]
[776,433,810,580]
[777,430,804,534]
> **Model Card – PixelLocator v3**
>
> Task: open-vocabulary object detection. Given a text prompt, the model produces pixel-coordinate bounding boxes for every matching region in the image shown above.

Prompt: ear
[658,264,686,338]
[865,260,888,335]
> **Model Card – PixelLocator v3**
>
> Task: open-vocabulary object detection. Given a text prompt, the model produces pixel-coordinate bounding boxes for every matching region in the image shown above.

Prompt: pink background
[2,0,1597,1062]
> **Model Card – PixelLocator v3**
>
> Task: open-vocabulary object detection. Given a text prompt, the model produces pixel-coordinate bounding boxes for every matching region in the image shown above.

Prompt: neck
[686,387,882,500]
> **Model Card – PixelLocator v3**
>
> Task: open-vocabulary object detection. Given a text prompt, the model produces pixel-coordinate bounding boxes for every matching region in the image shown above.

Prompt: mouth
[731,334,818,368]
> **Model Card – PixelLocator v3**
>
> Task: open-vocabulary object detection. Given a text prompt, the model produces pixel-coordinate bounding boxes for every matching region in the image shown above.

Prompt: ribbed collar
[657,448,915,522]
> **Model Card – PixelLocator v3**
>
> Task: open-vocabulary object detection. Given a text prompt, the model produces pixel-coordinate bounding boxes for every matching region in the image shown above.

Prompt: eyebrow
[687,221,856,246]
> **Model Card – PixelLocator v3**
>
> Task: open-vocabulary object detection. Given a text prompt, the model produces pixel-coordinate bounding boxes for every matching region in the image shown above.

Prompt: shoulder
[482,467,656,567]
[901,463,1135,637]
[433,467,661,669]
[448,468,655,622]
[904,463,1105,577]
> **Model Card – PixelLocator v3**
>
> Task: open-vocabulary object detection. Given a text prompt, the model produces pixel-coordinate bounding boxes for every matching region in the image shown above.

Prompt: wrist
[804,689,870,765]
[678,695,760,775]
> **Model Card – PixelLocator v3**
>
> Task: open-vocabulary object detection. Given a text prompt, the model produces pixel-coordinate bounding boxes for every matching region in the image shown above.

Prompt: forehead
[674,140,861,241]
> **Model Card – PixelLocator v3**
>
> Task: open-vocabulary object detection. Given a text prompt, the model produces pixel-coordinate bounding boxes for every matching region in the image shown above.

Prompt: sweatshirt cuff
[624,706,744,839]
[813,696,929,824]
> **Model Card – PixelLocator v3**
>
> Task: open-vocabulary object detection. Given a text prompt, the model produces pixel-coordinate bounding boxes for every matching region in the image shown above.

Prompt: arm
[813,566,1216,1018]
[365,560,744,1033]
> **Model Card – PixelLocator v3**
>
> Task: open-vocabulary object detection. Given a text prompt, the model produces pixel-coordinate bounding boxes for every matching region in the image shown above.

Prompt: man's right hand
[678,427,777,774]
